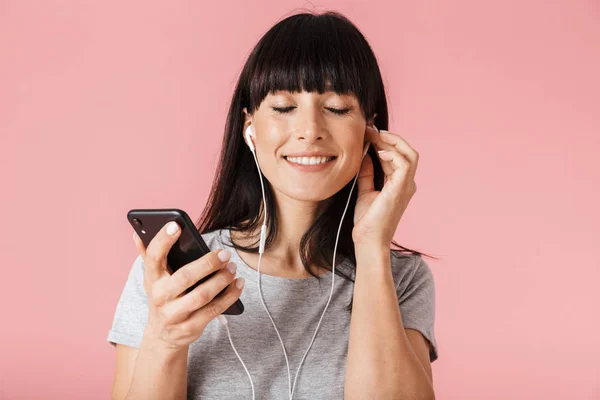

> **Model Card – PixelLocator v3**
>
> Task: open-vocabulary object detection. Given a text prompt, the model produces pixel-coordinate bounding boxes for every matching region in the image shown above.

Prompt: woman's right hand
[132,221,245,351]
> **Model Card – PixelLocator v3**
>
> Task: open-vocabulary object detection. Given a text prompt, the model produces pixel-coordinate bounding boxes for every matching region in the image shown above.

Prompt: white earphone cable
[219,126,373,400]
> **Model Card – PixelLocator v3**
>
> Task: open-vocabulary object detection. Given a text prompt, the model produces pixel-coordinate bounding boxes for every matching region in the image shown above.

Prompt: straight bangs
[244,12,381,120]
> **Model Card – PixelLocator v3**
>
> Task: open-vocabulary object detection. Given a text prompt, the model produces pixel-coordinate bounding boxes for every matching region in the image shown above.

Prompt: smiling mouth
[283,156,337,166]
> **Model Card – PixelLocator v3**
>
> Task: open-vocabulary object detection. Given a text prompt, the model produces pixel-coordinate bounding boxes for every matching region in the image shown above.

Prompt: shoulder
[390,252,434,298]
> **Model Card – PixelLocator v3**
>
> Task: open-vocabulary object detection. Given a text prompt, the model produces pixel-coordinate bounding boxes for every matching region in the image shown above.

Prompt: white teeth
[285,156,334,165]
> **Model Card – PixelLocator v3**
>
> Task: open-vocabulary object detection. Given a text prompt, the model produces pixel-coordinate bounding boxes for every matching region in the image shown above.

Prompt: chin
[285,188,332,202]
[281,180,346,202]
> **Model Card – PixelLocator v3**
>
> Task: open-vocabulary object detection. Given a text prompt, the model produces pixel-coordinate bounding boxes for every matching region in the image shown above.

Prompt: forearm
[125,335,188,400]
[345,244,434,400]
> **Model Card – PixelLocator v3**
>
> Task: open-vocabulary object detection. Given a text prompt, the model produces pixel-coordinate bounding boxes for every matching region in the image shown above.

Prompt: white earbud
[245,124,255,152]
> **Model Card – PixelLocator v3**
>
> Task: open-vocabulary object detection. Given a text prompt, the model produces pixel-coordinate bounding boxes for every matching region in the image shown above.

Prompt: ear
[366,112,378,129]
[363,113,378,157]
[364,113,379,142]
[242,108,253,148]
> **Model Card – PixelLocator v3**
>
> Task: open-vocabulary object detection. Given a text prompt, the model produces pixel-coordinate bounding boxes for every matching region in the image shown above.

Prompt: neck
[230,191,333,278]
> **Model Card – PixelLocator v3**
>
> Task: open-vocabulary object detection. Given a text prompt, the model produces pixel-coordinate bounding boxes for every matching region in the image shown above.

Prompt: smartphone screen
[127,208,244,315]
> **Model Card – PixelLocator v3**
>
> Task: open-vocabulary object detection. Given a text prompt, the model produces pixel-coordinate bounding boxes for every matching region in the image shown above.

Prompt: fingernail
[236,277,245,289]
[226,261,237,274]
[218,249,232,262]
[166,222,180,235]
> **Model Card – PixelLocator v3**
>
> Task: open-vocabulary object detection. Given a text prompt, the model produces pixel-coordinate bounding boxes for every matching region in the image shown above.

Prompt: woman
[108,10,439,400]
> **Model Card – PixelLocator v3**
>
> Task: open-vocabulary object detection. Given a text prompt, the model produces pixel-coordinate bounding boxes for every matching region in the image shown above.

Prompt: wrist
[354,242,394,285]
[141,330,189,361]
[354,240,390,258]
[355,242,391,273]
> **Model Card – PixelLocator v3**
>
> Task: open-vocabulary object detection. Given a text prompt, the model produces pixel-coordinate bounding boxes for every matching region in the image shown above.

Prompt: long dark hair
[196,10,438,312]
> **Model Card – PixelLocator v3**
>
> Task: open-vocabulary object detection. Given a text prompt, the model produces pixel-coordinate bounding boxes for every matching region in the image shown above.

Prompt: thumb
[356,153,375,197]
[133,230,147,259]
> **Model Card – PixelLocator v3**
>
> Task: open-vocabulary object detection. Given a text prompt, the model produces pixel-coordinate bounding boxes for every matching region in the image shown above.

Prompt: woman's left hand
[352,125,420,248]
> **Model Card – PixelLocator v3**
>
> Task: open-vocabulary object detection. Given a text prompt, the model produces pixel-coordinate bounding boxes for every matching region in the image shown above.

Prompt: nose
[296,130,323,144]
[295,113,327,144]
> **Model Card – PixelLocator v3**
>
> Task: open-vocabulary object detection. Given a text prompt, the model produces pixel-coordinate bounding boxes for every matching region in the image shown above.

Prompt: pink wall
[1,1,599,398]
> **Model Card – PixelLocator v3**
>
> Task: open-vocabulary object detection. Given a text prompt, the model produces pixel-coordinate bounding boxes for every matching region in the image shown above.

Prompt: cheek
[260,128,287,158]
[340,152,363,181]
[253,140,286,176]
[341,138,366,165]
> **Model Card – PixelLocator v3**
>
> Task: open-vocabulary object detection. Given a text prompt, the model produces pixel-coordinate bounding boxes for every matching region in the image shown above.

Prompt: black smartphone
[127,208,244,315]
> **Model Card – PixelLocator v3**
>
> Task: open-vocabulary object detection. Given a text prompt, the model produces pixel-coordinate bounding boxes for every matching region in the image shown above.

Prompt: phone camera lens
[132,218,142,227]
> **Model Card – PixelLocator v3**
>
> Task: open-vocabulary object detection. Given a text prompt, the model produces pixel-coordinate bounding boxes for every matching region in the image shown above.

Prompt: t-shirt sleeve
[396,254,439,363]
[106,255,149,348]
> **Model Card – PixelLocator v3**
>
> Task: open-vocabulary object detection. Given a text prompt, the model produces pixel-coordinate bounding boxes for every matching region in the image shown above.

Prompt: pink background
[1,1,599,399]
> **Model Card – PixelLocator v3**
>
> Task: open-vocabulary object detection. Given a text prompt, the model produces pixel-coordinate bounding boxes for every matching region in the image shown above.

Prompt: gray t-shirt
[107,227,438,399]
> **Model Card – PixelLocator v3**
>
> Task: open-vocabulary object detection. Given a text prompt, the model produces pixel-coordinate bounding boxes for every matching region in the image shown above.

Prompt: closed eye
[328,108,351,115]
[272,107,351,115]
[273,107,295,114]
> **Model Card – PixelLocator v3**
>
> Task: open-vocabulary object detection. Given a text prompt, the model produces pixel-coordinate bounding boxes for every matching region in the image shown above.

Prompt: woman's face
[243,89,373,203]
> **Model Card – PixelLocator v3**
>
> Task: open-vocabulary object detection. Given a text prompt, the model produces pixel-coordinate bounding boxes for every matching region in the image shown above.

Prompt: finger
[153,249,233,305]
[378,131,419,165]
[377,149,410,171]
[145,221,182,282]
[185,277,245,330]
[377,150,417,188]
[161,262,237,324]
[365,125,395,176]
